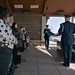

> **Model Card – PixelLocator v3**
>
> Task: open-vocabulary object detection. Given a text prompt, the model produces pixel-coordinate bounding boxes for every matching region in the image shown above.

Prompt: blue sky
[47,17,65,33]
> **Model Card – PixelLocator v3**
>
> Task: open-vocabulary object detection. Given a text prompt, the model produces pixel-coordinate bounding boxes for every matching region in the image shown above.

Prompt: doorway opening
[47,17,65,41]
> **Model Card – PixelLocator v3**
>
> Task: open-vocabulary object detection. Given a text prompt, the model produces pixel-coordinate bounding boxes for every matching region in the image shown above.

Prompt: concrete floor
[14,41,75,75]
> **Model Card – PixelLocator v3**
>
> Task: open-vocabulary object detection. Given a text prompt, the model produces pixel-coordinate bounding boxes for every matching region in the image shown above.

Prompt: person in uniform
[44,25,54,49]
[0,6,17,75]
[56,14,75,67]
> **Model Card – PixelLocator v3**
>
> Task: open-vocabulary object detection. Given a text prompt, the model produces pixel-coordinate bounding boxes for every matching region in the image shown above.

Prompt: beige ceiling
[0,0,75,16]
[44,0,75,16]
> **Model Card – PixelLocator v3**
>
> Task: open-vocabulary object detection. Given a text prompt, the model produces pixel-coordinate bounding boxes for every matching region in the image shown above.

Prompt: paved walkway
[14,41,75,75]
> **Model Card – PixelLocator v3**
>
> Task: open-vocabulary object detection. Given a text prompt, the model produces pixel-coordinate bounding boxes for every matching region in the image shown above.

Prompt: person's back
[57,14,75,67]
[59,21,75,45]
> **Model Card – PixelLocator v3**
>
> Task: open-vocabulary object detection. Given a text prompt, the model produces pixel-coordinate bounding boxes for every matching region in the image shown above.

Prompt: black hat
[64,14,71,18]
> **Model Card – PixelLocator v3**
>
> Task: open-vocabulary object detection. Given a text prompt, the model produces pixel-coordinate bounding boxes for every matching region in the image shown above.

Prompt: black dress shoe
[66,64,70,67]
[62,63,67,67]
[7,72,13,75]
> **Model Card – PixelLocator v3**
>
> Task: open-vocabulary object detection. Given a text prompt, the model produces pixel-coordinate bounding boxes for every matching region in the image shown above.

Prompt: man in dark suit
[44,25,54,49]
[56,15,75,67]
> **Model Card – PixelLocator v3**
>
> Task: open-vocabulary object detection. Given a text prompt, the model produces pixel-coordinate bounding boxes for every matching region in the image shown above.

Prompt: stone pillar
[41,16,46,41]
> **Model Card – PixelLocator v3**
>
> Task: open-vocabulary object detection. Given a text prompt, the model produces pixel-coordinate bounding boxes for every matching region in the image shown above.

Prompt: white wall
[72,16,75,23]
[41,16,46,41]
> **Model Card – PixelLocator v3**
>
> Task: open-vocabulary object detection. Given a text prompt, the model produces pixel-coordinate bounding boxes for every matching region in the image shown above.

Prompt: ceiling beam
[43,0,46,14]
[6,0,12,14]
[0,0,6,7]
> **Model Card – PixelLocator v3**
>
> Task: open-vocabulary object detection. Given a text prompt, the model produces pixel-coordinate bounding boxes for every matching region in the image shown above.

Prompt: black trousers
[13,45,18,65]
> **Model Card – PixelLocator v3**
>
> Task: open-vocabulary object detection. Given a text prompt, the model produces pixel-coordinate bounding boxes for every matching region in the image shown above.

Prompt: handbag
[17,55,21,64]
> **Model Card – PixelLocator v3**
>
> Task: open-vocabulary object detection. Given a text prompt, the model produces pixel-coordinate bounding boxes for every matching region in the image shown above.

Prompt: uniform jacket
[44,28,50,39]
[58,21,75,45]
[44,28,54,39]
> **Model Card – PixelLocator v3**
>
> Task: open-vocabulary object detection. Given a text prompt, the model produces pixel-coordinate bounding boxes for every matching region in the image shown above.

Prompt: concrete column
[41,16,46,41]
[72,16,75,23]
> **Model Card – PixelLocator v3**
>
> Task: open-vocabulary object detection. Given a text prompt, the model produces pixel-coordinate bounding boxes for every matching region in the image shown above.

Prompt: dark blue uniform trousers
[45,38,49,49]
[62,44,72,65]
